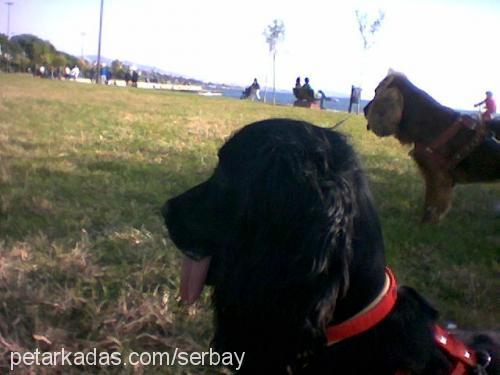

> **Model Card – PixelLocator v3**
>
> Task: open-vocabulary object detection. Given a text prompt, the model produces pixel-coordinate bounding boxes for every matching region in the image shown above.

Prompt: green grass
[0,73,498,373]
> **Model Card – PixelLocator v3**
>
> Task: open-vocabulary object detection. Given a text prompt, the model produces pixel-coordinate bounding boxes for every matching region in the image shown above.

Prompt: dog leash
[395,326,491,375]
[327,116,350,130]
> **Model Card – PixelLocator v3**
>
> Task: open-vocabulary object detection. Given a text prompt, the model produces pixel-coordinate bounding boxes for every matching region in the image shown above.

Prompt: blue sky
[4,0,500,108]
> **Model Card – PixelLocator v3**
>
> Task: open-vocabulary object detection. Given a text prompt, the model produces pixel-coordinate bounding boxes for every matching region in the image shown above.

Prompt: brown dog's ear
[375,74,397,93]
[366,86,404,137]
[386,69,406,79]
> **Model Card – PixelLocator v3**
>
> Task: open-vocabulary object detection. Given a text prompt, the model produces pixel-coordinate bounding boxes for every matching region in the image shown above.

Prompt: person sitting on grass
[292,77,315,102]
[293,77,301,97]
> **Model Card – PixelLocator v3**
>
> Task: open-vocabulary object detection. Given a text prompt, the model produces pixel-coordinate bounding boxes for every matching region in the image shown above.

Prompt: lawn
[0,73,498,373]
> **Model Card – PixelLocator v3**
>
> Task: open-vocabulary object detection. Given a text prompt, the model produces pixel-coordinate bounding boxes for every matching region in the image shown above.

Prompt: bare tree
[355,9,385,51]
[263,19,285,105]
[353,9,384,105]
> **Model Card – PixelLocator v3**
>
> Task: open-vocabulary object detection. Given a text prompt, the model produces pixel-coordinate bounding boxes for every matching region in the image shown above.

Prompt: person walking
[250,78,261,101]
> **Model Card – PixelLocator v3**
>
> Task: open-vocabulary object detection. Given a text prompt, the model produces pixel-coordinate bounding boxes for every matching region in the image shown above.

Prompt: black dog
[162,119,496,374]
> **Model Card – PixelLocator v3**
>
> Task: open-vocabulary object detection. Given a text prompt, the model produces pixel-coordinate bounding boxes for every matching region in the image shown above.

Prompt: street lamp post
[80,32,86,60]
[96,0,104,83]
[5,2,14,39]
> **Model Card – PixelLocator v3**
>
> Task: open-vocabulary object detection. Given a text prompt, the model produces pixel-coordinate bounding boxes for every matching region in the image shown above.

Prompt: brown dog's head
[364,72,406,137]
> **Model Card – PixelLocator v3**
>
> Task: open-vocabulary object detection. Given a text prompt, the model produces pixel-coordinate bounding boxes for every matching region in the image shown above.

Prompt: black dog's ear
[243,136,355,272]
[238,132,357,334]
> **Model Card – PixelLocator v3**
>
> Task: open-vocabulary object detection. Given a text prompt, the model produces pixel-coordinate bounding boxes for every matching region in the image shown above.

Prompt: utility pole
[5,2,14,39]
[96,0,104,83]
[272,52,276,105]
[263,20,285,105]
[80,32,86,60]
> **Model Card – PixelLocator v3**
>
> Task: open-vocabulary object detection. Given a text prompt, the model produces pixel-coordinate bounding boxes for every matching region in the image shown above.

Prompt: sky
[3,0,500,109]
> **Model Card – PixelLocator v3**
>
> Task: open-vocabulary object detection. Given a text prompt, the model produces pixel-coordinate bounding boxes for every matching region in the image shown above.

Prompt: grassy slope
[0,74,498,373]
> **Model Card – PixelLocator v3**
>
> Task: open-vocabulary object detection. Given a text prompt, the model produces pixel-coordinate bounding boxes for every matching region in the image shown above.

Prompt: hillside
[0,33,205,86]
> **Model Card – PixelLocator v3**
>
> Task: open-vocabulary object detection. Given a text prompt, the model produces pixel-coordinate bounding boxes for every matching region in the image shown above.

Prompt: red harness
[431,325,479,375]
[326,267,483,374]
[411,115,488,170]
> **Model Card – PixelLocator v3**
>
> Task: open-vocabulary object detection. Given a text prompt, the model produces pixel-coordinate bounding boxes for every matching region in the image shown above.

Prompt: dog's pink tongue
[180,256,211,304]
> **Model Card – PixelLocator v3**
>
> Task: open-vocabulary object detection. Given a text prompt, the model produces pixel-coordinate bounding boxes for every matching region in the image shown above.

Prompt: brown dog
[364,72,500,223]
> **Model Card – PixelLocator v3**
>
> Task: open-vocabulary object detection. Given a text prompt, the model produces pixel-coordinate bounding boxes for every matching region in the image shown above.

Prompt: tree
[354,9,385,102]
[355,9,385,52]
[0,34,32,72]
[12,53,30,72]
[12,34,57,65]
[111,59,126,79]
[51,53,67,70]
[263,19,285,105]
[40,50,54,68]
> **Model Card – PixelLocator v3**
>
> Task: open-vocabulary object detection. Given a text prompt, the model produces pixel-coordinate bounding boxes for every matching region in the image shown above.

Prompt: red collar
[326,267,398,345]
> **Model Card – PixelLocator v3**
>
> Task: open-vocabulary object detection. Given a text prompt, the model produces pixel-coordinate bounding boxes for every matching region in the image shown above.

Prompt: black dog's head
[162,119,387,371]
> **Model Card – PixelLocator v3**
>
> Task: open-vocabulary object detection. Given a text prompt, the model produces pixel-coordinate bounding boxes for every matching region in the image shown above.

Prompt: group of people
[94,65,138,87]
[65,65,80,79]
[293,77,315,101]
[124,69,139,87]
[241,76,328,108]
[35,65,80,80]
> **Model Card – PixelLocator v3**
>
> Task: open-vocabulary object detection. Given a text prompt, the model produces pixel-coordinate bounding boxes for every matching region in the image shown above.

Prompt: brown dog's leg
[421,169,454,223]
